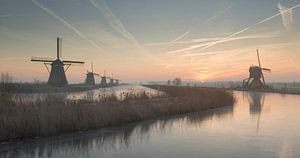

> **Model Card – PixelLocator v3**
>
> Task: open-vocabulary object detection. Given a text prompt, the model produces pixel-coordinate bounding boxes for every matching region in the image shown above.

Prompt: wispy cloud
[31,0,104,51]
[88,0,140,46]
[0,25,29,41]
[0,14,16,18]
[88,0,168,64]
[170,5,232,43]
[278,3,294,31]
[167,3,300,54]
[144,37,224,47]
[166,33,278,55]
[180,51,225,57]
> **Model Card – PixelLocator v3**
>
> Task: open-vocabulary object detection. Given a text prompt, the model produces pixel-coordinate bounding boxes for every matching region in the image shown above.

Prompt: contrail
[278,3,293,31]
[167,3,300,54]
[88,0,168,64]
[166,33,273,54]
[32,0,104,51]
[201,3,300,50]
[88,0,140,46]
[170,5,232,43]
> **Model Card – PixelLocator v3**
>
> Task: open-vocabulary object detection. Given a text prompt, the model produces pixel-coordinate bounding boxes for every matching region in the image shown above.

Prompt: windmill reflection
[248,92,265,114]
[247,92,265,133]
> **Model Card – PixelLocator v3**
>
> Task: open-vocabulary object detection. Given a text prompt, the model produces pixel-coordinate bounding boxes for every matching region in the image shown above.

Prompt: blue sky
[1,0,300,82]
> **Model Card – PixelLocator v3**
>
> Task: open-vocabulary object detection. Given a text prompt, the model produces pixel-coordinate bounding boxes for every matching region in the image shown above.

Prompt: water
[1,91,300,158]
[13,85,165,103]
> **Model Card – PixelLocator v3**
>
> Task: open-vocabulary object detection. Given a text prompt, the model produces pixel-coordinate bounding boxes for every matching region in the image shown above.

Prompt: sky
[0,0,300,83]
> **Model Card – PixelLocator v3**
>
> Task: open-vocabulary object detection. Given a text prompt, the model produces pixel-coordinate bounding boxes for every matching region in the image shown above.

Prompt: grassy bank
[0,86,235,142]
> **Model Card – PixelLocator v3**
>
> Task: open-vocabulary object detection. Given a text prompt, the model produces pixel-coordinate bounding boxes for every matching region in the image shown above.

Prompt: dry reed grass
[0,86,234,142]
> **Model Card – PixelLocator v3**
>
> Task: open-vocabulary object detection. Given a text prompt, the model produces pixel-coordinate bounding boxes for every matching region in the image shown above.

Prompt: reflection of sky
[0,0,300,82]
[1,91,300,158]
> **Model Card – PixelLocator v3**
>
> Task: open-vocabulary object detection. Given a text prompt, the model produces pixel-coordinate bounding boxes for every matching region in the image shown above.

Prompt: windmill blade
[93,73,100,76]
[261,71,266,85]
[262,68,271,72]
[56,37,63,59]
[60,38,62,59]
[63,60,84,64]
[57,37,60,59]
[256,49,262,68]
[31,56,54,63]
[91,62,94,73]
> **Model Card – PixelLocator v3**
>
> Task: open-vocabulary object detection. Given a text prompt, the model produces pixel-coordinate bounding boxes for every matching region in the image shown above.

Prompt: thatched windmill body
[114,79,121,85]
[31,37,84,86]
[243,50,271,89]
[108,74,115,86]
[100,70,108,87]
[85,62,99,85]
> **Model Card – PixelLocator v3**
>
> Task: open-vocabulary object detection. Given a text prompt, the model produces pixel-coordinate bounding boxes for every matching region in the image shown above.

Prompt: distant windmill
[243,49,271,89]
[31,37,84,86]
[108,73,114,86]
[100,70,108,87]
[85,62,99,85]
[114,77,121,85]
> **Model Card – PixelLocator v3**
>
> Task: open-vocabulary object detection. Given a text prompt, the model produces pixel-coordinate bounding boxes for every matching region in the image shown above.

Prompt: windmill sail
[31,37,85,86]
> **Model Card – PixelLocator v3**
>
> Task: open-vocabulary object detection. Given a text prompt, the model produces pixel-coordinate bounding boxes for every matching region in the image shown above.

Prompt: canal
[1,91,300,158]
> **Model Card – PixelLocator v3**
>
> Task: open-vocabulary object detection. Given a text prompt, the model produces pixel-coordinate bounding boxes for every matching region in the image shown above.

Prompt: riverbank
[0,86,235,142]
[233,87,300,95]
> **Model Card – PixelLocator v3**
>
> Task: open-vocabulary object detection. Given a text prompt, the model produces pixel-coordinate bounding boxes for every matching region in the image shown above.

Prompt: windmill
[114,78,121,85]
[31,37,84,86]
[85,62,99,85]
[113,75,121,85]
[100,70,108,87]
[243,49,271,90]
[108,73,114,86]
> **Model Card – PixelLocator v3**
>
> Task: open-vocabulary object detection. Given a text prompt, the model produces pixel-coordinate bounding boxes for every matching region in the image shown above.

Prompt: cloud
[170,5,232,43]
[278,3,294,31]
[0,14,14,18]
[180,51,221,57]
[166,33,278,54]
[88,0,167,64]
[167,3,300,54]
[31,0,104,51]
[88,0,139,46]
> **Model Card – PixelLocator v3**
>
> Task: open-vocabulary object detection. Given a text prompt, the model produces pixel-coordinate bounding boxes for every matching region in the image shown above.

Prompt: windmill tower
[114,76,121,85]
[109,73,114,86]
[31,37,84,86]
[243,49,271,89]
[85,62,99,85]
[100,70,107,87]
[114,79,121,85]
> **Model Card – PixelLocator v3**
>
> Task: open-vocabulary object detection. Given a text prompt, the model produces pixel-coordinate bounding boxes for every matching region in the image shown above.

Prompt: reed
[0,86,235,142]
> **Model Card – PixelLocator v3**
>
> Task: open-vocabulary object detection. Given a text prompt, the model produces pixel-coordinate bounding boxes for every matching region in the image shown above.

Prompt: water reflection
[247,92,265,114]
[13,85,165,104]
[246,92,265,133]
[0,106,233,158]
[3,91,300,158]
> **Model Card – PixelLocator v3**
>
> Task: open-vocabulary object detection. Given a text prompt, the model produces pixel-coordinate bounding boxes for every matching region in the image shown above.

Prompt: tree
[172,77,182,86]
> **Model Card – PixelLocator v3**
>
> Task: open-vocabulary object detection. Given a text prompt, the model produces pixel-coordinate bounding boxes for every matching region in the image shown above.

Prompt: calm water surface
[1,91,300,158]
[13,85,165,103]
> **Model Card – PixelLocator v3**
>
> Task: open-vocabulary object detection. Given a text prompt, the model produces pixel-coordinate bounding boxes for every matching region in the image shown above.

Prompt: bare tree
[172,77,182,86]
